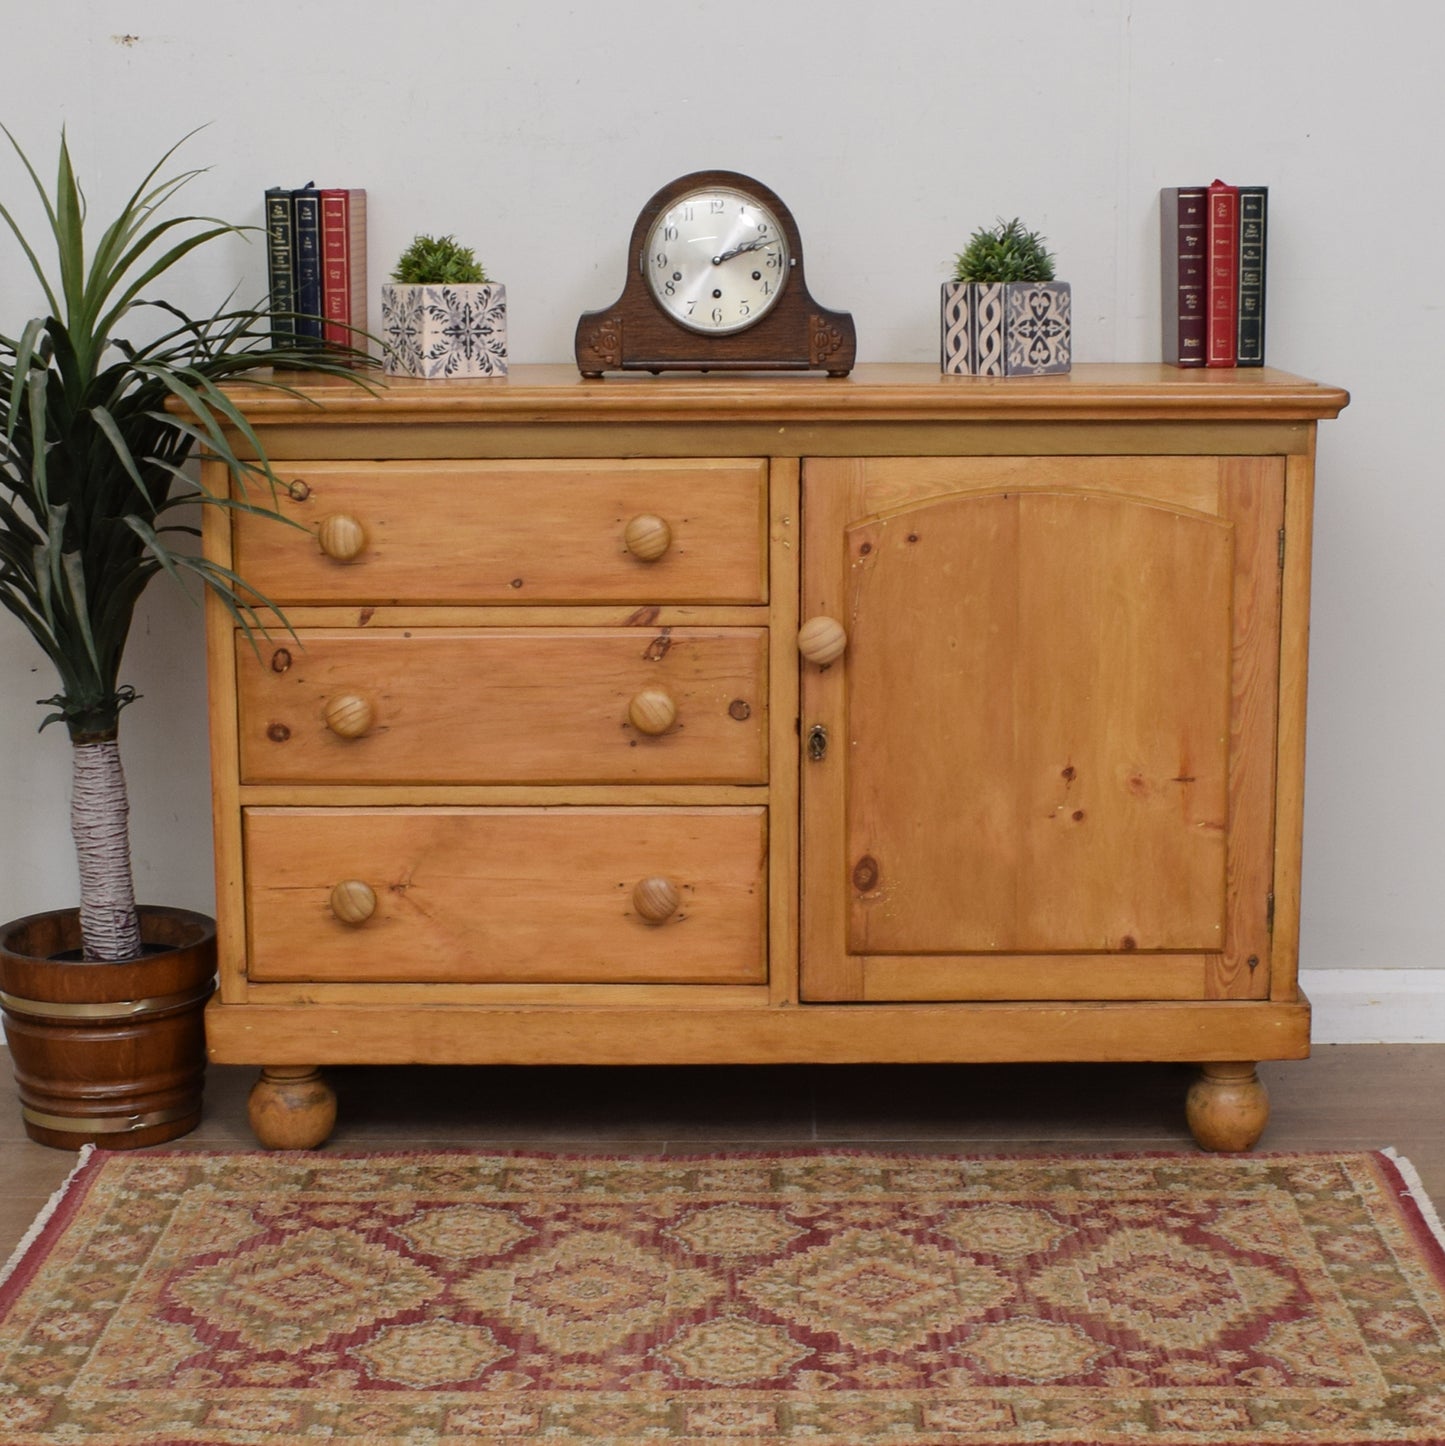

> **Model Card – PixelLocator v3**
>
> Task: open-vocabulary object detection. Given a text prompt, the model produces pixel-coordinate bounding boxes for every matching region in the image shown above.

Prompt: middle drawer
[237,628,768,785]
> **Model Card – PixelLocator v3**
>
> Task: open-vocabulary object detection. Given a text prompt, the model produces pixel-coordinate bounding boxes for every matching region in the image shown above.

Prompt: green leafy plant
[390,234,488,285]
[952,217,1056,284]
[0,126,374,962]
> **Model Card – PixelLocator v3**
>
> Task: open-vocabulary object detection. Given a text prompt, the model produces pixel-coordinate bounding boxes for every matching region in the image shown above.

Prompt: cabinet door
[800,456,1283,1003]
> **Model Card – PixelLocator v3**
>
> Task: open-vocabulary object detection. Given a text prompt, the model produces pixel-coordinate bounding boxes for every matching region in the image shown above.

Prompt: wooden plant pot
[380,281,508,379]
[0,906,215,1150]
[941,280,1071,375]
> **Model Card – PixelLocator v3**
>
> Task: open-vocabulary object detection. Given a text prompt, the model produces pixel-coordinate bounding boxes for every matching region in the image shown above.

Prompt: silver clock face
[642,186,791,334]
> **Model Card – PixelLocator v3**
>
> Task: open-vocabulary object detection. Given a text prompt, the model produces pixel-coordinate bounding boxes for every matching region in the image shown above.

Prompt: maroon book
[1160,187,1207,367]
[1205,179,1239,367]
[320,189,367,352]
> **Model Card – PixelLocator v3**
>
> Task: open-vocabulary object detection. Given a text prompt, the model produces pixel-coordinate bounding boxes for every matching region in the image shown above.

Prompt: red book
[1205,179,1238,367]
[320,189,367,353]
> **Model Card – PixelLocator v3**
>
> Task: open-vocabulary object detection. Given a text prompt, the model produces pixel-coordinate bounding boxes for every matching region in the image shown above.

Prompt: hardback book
[1205,179,1239,367]
[1160,186,1207,367]
[291,183,324,343]
[263,186,296,340]
[320,188,368,354]
[1235,185,1268,367]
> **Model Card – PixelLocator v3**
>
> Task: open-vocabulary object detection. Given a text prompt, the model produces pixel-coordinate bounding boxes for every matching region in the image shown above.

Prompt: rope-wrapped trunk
[70,737,141,961]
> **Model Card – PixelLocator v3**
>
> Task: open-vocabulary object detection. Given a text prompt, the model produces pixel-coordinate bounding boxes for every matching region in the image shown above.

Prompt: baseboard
[1303,968,1445,1044]
[2,971,1441,1053]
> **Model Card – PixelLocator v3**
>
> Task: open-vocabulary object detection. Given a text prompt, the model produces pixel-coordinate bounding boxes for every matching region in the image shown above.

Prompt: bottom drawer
[243,807,767,985]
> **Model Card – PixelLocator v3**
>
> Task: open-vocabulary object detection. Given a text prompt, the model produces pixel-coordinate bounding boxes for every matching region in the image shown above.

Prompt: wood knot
[728,699,752,721]
[270,648,292,673]
[852,855,880,893]
[643,630,673,661]
[266,723,291,743]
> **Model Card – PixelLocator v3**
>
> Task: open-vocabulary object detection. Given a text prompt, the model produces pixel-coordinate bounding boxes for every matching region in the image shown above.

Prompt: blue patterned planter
[940,281,1071,376]
[381,282,508,379]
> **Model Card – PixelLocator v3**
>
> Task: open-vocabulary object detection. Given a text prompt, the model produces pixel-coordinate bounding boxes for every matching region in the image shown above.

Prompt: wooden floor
[4,1045,1444,1262]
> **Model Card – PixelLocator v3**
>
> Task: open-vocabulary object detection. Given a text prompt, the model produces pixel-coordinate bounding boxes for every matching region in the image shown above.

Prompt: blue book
[291,183,323,342]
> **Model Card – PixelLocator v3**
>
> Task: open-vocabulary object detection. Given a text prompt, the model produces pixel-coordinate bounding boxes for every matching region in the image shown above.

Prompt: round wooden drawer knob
[628,686,677,736]
[798,615,848,666]
[317,513,367,562]
[624,513,672,562]
[329,879,376,926]
[632,875,680,924]
[324,692,375,739]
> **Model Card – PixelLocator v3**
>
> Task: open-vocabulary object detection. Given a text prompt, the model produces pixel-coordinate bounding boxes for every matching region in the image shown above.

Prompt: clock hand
[711,237,777,265]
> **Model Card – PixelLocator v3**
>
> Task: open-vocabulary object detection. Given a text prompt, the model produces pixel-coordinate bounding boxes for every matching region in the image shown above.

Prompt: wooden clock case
[574,169,857,377]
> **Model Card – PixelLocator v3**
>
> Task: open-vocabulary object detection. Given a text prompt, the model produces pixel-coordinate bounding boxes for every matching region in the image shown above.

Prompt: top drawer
[231,459,768,606]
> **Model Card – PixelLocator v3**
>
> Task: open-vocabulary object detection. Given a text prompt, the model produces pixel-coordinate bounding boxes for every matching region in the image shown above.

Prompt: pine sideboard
[201,364,1349,1150]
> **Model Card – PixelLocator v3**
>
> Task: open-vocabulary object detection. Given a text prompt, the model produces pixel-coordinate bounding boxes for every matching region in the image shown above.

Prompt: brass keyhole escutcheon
[807,724,829,762]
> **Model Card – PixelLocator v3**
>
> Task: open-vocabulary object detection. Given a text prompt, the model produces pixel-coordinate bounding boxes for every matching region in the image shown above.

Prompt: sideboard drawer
[232,458,769,605]
[237,627,767,784]
[243,806,768,985]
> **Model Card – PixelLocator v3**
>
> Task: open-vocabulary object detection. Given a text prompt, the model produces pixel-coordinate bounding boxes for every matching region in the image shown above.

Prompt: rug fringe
[1382,1146,1445,1252]
[0,1144,95,1290]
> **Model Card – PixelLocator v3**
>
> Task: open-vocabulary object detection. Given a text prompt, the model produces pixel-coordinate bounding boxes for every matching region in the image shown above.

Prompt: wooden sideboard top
[214,363,1349,428]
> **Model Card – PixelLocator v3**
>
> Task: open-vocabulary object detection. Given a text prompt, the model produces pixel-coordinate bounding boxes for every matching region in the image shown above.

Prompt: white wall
[1,3,1439,1031]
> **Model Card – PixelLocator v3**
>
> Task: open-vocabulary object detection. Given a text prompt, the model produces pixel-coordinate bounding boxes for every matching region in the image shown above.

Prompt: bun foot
[1186,1061,1269,1152]
[248,1066,337,1150]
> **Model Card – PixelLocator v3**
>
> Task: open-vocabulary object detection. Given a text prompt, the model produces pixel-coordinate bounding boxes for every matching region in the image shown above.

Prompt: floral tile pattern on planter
[941,281,1071,376]
[381,282,507,379]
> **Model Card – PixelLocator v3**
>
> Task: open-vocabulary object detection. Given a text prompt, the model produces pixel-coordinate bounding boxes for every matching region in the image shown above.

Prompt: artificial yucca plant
[0,126,373,962]
[390,233,488,285]
[952,217,1056,284]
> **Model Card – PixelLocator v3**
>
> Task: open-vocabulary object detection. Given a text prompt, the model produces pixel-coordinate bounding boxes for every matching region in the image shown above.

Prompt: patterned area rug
[2,1149,1444,1445]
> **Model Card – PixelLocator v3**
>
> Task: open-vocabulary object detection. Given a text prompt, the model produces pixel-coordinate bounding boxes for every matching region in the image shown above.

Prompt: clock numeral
[681,204,694,221]
[653,251,668,269]
[710,199,726,215]
[757,221,769,234]
[663,223,679,242]
[762,280,774,296]
[685,299,696,315]
[766,250,783,270]
[739,300,751,318]
[664,279,676,296]
[711,306,724,324]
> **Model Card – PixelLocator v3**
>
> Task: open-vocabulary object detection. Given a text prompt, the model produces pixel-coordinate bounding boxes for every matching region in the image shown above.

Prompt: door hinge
[1266,891,1276,931]
[1277,527,1286,570]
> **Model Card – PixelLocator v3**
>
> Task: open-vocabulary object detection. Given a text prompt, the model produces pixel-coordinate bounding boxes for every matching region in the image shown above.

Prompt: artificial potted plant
[940,217,1071,376]
[0,127,373,1150]
[380,233,507,378]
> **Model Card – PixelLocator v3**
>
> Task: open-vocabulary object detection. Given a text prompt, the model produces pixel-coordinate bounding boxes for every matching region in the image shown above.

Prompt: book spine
[1160,186,1207,367]
[321,190,350,347]
[291,185,323,342]
[264,187,295,340]
[1235,186,1267,367]
[1205,179,1239,367]
[321,189,368,353]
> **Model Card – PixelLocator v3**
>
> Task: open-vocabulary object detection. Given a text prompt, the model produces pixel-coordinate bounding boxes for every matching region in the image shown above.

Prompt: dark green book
[263,186,295,340]
[1236,186,1267,366]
